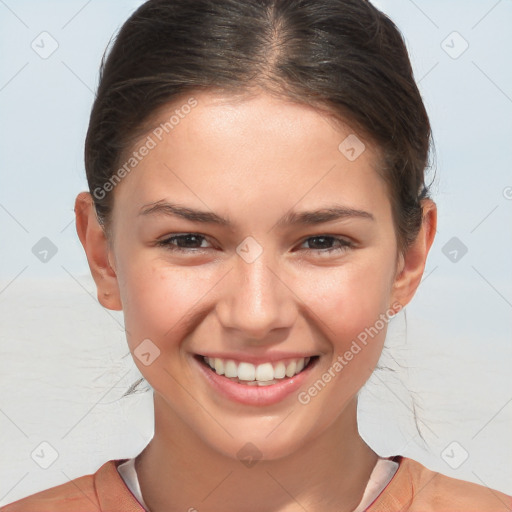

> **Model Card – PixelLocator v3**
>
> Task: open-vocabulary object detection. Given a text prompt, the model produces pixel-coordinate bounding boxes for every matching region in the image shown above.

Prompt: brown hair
[85,0,433,254]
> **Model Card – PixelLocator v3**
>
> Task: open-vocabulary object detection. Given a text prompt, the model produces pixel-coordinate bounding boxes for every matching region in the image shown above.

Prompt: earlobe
[391,199,437,308]
[74,192,123,311]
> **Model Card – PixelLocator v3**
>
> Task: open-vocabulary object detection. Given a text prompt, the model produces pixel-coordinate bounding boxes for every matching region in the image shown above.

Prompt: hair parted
[85,0,434,253]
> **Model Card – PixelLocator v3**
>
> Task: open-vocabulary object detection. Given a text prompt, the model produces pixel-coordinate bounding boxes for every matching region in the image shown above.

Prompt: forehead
[113,90,390,223]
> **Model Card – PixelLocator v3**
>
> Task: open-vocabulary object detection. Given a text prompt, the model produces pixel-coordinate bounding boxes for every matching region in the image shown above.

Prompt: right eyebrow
[138,200,375,228]
[139,201,230,226]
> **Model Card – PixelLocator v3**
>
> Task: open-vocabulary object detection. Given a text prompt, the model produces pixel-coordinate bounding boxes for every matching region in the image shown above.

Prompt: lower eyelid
[300,236,353,249]
[157,234,353,252]
[157,234,211,250]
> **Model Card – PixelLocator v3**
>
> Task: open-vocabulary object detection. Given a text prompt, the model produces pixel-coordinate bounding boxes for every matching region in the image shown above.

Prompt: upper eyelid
[158,233,213,247]
[158,233,354,249]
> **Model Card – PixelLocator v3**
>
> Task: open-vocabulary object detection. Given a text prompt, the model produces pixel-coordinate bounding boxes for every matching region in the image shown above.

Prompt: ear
[391,199,437,309]
[75,192,122,311]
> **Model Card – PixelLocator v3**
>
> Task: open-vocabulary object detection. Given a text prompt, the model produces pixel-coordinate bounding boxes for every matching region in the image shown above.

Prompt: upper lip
[196,352,318,365]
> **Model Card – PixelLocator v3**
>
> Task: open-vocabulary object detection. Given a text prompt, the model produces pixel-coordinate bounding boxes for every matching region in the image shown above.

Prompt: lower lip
[193,356,318,406]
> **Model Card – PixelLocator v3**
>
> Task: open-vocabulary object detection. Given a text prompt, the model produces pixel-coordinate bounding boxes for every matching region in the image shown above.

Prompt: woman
[2,0,510,510]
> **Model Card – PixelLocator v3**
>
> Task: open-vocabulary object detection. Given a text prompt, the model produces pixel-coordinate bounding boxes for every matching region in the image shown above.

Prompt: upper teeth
[204,356,311,382]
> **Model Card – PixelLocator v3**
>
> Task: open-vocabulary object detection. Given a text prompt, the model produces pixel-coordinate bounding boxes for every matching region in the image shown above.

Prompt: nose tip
[215,252,296,341]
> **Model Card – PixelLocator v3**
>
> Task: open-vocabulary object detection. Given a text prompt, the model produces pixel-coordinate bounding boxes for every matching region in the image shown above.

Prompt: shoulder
[370,456,512,512]
[0,470,98,512]
[0,459,144,512]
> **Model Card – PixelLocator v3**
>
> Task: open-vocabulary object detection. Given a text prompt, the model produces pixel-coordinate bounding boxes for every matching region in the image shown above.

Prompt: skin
[75,90,436,512]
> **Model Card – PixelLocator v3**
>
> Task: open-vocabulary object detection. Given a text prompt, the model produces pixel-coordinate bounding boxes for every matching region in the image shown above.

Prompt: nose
[215,249,297,342]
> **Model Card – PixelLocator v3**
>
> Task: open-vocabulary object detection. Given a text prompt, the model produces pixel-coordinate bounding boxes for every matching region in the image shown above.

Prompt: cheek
[118,263,218,391]
[300,258,395,347]
[295,266,393,418]
[118,260,212,347]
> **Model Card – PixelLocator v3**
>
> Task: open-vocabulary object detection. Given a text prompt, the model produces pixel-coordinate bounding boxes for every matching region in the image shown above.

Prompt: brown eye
[299,236,353,254]
[157,234,211,251]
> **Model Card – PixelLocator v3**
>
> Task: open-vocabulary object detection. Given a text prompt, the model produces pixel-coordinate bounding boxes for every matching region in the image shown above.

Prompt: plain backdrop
[1,0,511,505]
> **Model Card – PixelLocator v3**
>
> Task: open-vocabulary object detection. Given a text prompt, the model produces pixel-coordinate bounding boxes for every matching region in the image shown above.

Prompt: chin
[197,417,316,464]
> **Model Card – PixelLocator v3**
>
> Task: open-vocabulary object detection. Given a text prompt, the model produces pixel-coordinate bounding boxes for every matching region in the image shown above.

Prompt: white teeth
[214,358,224,375]
[247,379,277,386]
[203,356,312,382]
[274,362,286,379]
[255,362,274,381]
[224,360,238,378]
[285,360,297,377]
[238,362,256,381]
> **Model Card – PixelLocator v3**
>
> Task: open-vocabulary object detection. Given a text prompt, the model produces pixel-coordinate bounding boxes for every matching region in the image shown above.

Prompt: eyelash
[156,233,354,256]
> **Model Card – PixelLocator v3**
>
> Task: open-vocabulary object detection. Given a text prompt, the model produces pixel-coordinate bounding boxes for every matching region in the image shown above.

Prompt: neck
[136,394,378,512]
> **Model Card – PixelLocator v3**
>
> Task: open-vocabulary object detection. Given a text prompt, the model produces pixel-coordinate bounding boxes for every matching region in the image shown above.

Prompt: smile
[193,353,320,406]
[201,356,314,386]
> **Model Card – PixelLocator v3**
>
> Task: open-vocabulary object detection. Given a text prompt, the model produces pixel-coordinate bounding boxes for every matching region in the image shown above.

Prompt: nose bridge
[217,241,295,338]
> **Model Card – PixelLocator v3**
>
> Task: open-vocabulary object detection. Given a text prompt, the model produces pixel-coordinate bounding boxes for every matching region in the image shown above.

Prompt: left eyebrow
[274,206,375,228]
[138,200,374,227]
[139,201,230,226]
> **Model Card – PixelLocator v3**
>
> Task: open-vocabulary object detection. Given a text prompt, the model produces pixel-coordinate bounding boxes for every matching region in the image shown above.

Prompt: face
[100,91,407,460]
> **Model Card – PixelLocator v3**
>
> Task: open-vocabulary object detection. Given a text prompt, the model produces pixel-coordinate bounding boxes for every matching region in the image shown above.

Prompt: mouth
[197,354,317,385]
[193,353,319,406]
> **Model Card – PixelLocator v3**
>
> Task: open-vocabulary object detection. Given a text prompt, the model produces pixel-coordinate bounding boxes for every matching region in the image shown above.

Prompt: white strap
[117,455,399,512]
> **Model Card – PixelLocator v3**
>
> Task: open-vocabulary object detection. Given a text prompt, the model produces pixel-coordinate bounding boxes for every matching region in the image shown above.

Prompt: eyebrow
[139,200,374,227]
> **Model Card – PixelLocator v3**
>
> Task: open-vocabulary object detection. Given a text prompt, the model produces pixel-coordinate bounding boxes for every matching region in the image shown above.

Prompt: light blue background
[1,0,511,505]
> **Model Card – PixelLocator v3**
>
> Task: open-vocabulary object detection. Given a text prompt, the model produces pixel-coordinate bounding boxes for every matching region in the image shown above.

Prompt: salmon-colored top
[1,455,511,511]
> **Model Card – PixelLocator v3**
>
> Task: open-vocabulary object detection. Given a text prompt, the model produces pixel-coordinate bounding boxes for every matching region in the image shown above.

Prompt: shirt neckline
[116,454,402,512]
